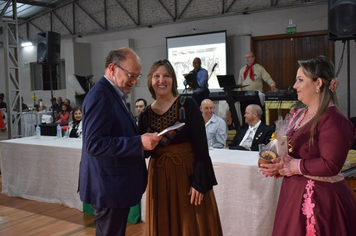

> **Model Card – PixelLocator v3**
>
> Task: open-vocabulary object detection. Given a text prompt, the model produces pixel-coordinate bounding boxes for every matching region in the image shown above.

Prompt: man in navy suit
[79,47,161,236]
[229,104,274,151]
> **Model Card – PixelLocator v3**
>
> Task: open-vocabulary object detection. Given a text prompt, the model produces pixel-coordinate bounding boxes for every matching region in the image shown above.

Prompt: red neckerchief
[243,62,256,81]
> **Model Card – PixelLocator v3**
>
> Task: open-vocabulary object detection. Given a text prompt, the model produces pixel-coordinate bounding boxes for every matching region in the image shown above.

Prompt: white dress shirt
[239,120,261,148]
[205,114,227,149]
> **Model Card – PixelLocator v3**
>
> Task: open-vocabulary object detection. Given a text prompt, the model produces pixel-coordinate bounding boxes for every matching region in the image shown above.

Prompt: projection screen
[166,31,227,91]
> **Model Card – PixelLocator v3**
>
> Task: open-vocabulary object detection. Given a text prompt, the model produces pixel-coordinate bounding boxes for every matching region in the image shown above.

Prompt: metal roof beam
[0,0,13,19]
[177,0,192,20]
[115,0,138,26]
[74,1,105,30]
[52,9,73,35]
[157,0,175,21]
[225,0,237,13]
[15,0,57,8]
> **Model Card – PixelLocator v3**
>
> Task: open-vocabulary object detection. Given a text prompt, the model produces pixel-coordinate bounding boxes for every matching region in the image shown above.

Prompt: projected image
[167,31,227,90]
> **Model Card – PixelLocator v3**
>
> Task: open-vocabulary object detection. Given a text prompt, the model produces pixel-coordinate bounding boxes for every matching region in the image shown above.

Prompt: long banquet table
[0,137,282,236]
[0,136,83,210]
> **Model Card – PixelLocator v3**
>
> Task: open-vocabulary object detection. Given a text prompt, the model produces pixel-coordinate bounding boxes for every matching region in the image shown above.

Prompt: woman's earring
[316,87,320,93]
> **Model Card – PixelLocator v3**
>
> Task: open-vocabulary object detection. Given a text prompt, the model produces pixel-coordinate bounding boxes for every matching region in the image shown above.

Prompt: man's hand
[271,86,278,92]
[141,133,162,151]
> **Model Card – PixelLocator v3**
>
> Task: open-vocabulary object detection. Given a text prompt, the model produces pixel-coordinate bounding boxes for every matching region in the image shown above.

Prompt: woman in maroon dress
[260,56,356,236]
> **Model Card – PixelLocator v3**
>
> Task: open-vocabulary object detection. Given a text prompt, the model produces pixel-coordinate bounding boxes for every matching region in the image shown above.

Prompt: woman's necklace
[294,108,317,131]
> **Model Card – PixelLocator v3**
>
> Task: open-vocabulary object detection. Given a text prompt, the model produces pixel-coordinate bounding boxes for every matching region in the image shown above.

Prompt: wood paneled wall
[253,30,334,92]
[252,30,334,123]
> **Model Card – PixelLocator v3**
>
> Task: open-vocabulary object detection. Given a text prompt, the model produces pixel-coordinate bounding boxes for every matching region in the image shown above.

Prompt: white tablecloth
[141,149,281,236]
[0,138,281,235]
[0,136,83,210]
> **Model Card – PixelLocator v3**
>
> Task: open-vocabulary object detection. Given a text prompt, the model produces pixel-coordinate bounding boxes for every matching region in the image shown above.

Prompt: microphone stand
[49,64,55,123]
[208,63,217,81]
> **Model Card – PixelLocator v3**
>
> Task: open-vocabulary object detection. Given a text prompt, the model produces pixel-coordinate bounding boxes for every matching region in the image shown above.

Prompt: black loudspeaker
[37,31,61,64]
[328,0,356,40]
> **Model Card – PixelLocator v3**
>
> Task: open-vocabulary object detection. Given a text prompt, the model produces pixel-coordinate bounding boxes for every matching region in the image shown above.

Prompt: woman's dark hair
[61,104,68,111]
[72,106,82,121]
[147,59,179,100]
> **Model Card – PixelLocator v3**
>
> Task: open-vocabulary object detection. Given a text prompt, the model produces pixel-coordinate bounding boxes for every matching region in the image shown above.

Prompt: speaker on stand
[37,31,61,65]
[37,31,61,123]
[328,0,356,119]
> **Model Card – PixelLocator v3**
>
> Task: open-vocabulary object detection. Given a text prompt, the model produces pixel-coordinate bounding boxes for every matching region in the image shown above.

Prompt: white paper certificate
[157,122,185,136]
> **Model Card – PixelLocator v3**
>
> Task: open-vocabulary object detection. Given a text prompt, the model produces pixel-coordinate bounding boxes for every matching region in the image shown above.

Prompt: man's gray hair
[249,104,262,119]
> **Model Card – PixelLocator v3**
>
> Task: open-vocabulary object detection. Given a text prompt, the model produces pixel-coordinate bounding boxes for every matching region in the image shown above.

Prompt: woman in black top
[65,107,82,138]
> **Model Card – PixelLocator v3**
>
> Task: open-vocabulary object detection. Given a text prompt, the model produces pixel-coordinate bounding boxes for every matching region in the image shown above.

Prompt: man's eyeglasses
[116,64,142,80]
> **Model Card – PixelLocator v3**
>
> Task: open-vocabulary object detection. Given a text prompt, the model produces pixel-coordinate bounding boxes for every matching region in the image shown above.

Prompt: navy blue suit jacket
[79,77,147,208]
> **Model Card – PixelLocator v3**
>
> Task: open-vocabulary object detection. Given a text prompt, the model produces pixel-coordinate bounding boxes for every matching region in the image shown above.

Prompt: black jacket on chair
[229,123,274,151]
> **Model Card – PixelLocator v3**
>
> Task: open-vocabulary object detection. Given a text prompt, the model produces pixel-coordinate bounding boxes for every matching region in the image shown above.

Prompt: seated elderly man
[200,99,227,149]
[229,104,274,151]
[13,97,29,112]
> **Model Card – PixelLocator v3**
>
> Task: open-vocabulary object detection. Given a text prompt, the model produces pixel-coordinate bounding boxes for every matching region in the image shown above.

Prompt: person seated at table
[50,97,63,113]
[55,97,64,113]
[0,93,6,103]
[55,104,70,123]
[229,104,274,151]
[0,96,6,112]
[35,98,46,111]
[13,97,29,112]
[49,97,56,111]
[65,107,82,138]
[200,99,227,148]
[64,99,73,113]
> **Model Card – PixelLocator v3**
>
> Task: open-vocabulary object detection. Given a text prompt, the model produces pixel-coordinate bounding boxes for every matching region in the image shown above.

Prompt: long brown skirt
[145,142,222,236]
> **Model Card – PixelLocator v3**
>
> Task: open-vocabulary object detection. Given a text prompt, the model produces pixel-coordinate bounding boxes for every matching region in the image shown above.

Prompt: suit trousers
[192,89,210,106]
[93,205,130,236]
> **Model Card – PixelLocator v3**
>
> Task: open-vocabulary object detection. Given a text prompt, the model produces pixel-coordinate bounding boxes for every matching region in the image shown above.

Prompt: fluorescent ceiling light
[21,42,33,47]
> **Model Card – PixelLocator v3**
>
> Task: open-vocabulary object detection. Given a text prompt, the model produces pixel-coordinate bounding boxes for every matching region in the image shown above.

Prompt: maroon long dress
[272,106,356,236]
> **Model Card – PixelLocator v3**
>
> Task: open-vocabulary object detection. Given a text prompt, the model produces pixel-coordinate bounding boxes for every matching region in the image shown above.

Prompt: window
[30,60,66,91]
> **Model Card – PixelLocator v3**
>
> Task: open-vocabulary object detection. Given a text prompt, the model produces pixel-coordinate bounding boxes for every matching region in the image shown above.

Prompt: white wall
[16,39,72,109]
[2,3,356,117]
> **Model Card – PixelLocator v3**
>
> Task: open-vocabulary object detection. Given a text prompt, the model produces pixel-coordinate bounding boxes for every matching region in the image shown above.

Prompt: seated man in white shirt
[229,104,274,151]
[200,99,227,149]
